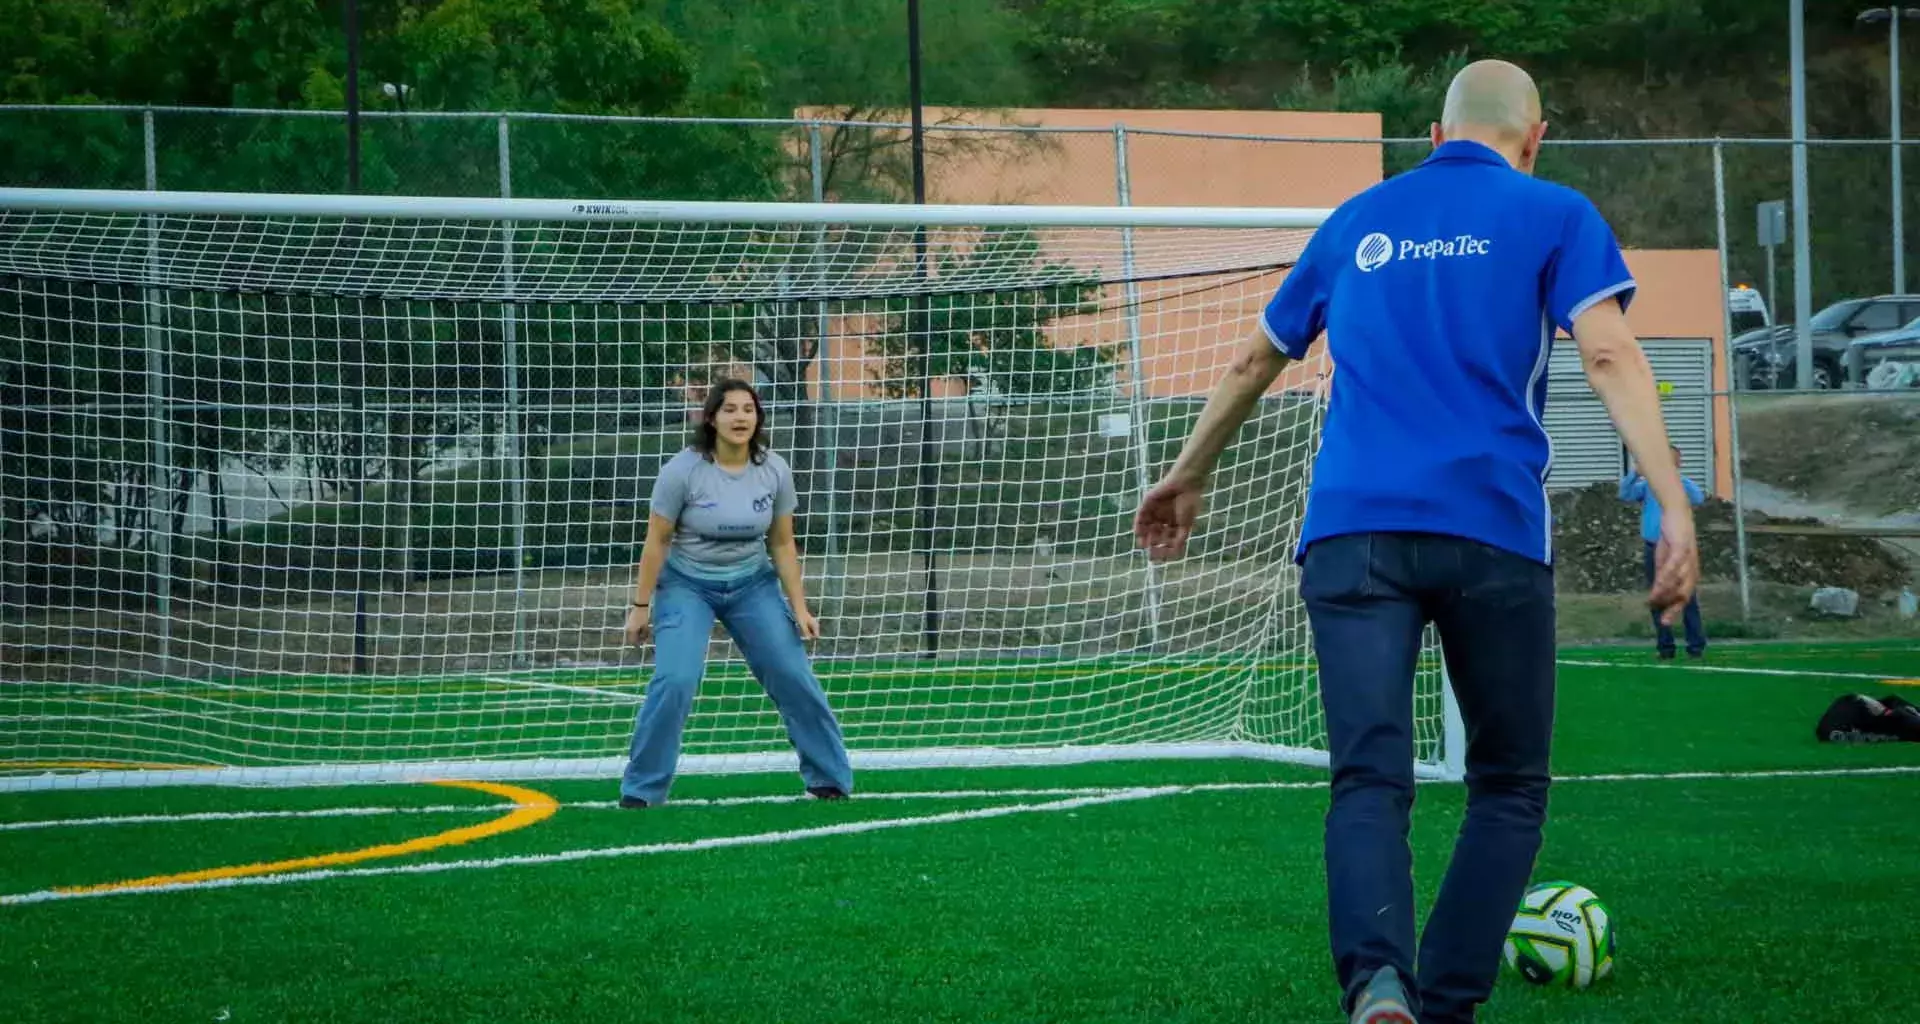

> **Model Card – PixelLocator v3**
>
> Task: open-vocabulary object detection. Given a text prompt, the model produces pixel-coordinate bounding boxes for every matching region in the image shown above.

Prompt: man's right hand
[1134,474,1204,562]
[625,604,652,647]
[1649,506,1701,625]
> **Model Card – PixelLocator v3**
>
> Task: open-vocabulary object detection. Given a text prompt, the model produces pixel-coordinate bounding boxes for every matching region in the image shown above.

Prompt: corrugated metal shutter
[1644,340,1713,487]
[1543,343,1623,489]
[1542,338,1713,491]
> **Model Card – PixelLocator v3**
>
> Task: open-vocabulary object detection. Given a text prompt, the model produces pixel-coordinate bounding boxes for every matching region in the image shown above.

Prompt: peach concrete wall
[795,107,1383,402]
[914,107,1384,208]
[774,109,1731,496]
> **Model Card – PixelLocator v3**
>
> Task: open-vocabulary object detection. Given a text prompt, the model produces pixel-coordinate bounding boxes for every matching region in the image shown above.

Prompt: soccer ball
[1503,881,1615,988]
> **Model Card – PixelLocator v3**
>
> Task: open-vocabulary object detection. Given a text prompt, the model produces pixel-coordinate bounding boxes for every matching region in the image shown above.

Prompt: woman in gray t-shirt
[617,379,852,807]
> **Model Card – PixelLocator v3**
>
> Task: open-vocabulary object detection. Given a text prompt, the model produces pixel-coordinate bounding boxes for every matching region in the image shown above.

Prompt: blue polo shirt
[1263,140,1636,565]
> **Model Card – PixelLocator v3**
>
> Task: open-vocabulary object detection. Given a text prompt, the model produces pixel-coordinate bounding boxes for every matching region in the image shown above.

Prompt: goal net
[0,188,1460,790]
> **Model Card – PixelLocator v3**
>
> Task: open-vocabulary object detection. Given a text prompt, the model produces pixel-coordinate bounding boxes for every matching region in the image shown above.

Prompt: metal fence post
[808,123,847,613]
[498,115,531,667]
[1113,125,1166,650]
[141,108,175,673]
[1714,139,1754,622]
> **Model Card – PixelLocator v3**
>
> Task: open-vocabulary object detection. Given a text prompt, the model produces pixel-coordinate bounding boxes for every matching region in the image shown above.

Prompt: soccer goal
[0,187,1463,790]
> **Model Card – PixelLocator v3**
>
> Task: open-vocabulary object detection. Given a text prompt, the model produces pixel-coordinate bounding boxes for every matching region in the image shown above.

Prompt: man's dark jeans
[1643,541,1706,657]
[1301,532,1556,1024]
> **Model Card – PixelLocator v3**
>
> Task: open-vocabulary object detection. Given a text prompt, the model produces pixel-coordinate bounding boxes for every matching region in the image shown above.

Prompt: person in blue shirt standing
[1135,60,1699,1024]
[1621,445,1708,659]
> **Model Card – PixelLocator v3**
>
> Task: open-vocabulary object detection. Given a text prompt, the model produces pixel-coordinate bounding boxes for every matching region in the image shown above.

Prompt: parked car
[1846,318,1920,389]
[1732,294,1920,390]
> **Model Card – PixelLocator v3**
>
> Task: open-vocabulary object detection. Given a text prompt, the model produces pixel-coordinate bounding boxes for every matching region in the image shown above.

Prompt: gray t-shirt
[649,448,797,576]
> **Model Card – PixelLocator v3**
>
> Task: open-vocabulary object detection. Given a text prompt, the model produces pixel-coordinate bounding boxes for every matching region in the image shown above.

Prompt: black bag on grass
[1815,694,1920,744]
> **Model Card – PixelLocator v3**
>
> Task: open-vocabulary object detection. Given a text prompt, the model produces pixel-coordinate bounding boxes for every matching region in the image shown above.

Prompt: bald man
[1135,60,1698,1023]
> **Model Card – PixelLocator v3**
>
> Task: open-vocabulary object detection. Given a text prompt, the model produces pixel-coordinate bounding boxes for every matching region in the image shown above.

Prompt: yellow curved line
[1,759,207,772]
[52,780,558,896]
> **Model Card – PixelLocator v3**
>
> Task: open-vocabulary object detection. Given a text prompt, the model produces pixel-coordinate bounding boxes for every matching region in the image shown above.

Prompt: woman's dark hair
[693,378,769,464]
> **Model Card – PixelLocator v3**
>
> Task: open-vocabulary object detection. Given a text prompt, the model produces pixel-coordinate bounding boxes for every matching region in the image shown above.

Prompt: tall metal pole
[344,0,361,192]
[343,0,371,669]
[1714,141,1754,621]
[809,124,847,614]
[499,116,530,669]
[141,109,176,673]
[349,343,370,675]
[1791,0,1815,391]
[1113,126,1165,650]
[908,0,941,658]
[1895,12,1907,293]
[908,0,928,206]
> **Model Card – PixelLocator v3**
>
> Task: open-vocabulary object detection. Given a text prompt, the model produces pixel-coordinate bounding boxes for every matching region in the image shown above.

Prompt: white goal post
[0,186,1465,791]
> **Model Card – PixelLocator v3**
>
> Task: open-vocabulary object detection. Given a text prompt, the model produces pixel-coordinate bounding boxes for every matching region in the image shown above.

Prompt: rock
[1810,587,1861,618]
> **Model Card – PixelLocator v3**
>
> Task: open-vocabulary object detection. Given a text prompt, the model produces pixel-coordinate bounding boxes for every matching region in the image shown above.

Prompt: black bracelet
[630,601,648,608]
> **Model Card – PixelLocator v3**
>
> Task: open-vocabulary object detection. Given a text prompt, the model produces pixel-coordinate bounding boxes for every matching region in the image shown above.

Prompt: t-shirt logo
[752,493,773,513]
[1355,232,1394,273]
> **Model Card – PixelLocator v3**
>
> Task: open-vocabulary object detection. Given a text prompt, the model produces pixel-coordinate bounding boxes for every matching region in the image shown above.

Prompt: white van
[1728,283,1770,334]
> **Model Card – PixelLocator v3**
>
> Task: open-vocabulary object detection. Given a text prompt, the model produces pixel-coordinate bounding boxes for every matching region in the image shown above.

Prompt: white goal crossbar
[0,186,1330,228]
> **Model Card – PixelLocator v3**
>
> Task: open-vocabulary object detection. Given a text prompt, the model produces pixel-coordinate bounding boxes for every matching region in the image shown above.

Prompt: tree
[658,0,1035,114]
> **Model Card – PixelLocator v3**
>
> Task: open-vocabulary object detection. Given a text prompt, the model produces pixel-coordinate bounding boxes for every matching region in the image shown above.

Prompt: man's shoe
[1350,967,1417,1024]
[1657,649,1676,661]
[806,786,848,801]
[618,795,649,809]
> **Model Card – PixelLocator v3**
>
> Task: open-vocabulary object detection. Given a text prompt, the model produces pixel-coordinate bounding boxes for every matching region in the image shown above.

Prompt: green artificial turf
[3,641,1918,1023]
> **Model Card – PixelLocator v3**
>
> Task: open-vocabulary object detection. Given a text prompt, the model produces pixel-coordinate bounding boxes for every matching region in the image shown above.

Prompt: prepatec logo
[1354,231,1494,272]
[1354,232,1394,272]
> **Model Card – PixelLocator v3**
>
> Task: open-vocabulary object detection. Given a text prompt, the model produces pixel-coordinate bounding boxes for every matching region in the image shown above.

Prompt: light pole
[344,0,361,192]
[1791,0,1814,392]
[1858,7,1920,294]
[905,0,941,658]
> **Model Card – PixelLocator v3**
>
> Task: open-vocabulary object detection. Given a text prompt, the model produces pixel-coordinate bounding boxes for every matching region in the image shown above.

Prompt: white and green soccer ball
[1504,881,1615,988]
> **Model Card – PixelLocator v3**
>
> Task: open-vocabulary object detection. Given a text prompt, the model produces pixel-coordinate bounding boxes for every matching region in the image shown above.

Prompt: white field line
[6,765,1915,835]
[1555,658,1909,682]
[0,786,1183,906]
[477,675,643,702]
[0,787,1137,832]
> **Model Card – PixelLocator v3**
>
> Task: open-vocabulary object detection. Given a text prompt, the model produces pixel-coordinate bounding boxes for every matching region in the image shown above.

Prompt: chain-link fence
[7,107,1919,316]
[4,105,1919,646]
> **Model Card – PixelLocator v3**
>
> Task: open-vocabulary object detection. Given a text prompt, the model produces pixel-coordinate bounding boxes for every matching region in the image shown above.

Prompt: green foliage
[0,0,782,200]
[121,0,336,108]
[392,0,692,114]
[1275,51,1470,141]
[1014,0,1795,108]
[658,0,1034,114]
[0,0,131,103]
